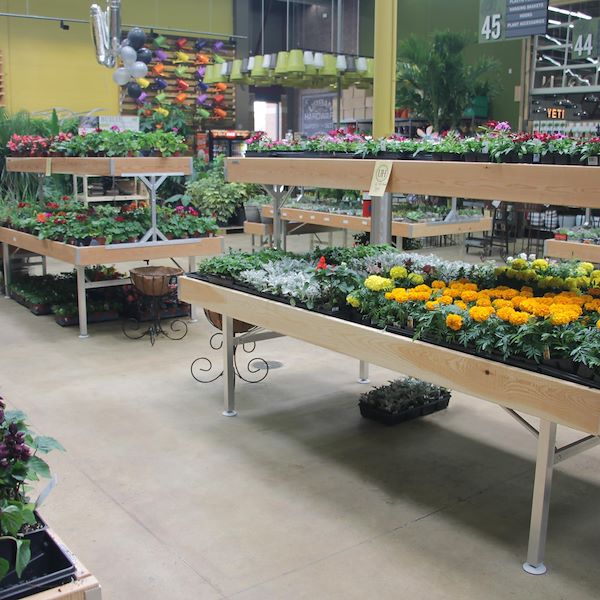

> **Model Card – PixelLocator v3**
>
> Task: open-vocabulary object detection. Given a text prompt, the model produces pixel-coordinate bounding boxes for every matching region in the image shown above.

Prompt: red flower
[46,202,59,210]
[17,202,29,208]
[316,256,328,270]
[115,216,125,222]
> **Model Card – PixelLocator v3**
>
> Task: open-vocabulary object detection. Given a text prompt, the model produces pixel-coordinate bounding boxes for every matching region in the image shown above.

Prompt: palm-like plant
[396,31,500,131]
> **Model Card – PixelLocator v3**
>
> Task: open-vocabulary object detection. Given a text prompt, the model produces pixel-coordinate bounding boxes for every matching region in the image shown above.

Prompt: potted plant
[0,399,75,598]
[358,377,451,425]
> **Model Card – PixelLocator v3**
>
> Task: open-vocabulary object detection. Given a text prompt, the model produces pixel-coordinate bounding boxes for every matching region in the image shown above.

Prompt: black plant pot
[359,398,450,426]
[0,528,76,600]
[554,154,571,165]
[441,153,463,161]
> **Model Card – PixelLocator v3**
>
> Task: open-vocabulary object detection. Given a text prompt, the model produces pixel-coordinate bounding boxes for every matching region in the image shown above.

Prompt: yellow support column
[373,0,398,138]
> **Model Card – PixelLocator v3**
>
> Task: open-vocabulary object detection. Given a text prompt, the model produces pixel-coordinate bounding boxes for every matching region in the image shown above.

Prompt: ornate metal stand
[191,328,276,384]
[122,295,188,346]
[123,265,188,346]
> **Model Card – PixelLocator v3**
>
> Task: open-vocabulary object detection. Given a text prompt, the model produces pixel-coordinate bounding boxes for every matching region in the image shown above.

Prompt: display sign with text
[572,18,600,60]
[300,93,335,137]
[480,0,548,42]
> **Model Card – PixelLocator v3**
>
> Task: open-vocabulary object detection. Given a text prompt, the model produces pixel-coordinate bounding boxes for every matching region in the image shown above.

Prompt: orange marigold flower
[508,311,531,326]
[469,306,495,323]
[460,290,478,303]
[431,280,446,289]
[492,299,512,309]
[425,301,439,311]
[438,295,453,305]
[454,300,468,310]
[476,297,492,307]
[496,307,515,322]
[446,314,463,331]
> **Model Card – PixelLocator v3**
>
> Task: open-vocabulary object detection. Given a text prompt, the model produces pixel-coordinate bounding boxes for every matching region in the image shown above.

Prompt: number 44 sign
[572,18,600,60]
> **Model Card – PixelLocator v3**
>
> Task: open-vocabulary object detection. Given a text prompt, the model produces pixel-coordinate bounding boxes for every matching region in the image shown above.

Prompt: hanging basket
[204,309,255,334]
[130,266,183,297]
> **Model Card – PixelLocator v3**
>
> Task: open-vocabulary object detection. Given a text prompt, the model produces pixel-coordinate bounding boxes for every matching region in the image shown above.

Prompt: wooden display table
[179,276,600,575]
[262,206,493,242]
[544,239,600,263]
[1,227,223,338]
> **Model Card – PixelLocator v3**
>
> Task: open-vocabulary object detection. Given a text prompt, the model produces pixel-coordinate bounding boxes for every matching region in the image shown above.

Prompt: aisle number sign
[572,18,600,60]
[480,0,548,43]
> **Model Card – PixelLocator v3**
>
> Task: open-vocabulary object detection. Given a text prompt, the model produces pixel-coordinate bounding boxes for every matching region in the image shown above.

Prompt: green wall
[359,0,522,126]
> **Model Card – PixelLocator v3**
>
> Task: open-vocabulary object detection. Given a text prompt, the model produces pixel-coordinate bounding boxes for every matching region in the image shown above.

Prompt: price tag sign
[480,0,507,43]
[572,18,599,60]
[369,161,393,197]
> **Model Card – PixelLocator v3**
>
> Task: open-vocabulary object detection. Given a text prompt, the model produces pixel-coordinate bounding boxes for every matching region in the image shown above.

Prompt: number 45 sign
[480,0,506,43]
[572,18,600,60]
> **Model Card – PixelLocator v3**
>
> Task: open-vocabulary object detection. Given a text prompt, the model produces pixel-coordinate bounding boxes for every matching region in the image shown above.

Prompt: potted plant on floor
[358,377,451,425]
[0,399,75,598]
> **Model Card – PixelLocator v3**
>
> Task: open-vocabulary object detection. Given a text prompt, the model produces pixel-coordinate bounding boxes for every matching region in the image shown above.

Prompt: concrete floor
[1,233,600,599]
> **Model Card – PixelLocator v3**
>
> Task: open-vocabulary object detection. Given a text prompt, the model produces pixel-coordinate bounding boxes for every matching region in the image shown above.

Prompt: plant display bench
[244,219,343,252]
[226,158,600,247]
[261,205,493,251]
[6,157,193,242]
[1,227,223,338]
[544,239,600,263]
[179,276,600,577]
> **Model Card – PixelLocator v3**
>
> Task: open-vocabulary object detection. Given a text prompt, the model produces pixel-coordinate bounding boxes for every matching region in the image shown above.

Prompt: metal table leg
[2,242,10,298]
[188,257,198,322]
[358,360,370,384]
[222,315,237,417]
[523,419,557,575]
[75,266,89,339]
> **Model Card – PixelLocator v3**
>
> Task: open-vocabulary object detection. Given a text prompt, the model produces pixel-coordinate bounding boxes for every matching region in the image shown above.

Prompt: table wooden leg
[2,242,10,298]
[188,256,197,322]
[523,419,557,575]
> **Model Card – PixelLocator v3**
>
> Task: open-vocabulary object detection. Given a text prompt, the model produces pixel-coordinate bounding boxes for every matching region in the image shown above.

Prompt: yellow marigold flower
[364,275,393,292]
[469,306,495,323]
[346,294,360,308]
[425,301,439,311]
[443,288,461,299]
[476,297,492,307]
[509,311,531,326]
[497,307,515,322]
[580,262,595,274]
[408,290,432,302]
[438,295,453,305]
[449,282,464,290]
[454,300,468,310]
[550,313,572,326]
[390,266,408,280]
[431,280,446,289]
[413,284,432,293]
[492,299,512,309]
[463,283,478,291]
[461,290,478,303]
[531,259,549,271]
[388,288,409,304]
[511,296,526,308]
[597,319,600,330]
[446,314,463,331]
[407,273,424,285]
[511,258,528,270]
[500,288,519,300]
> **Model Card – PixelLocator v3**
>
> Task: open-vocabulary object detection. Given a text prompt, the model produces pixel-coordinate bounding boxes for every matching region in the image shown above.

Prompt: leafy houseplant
[396,31,500,131]
[185,156,248,223]
[0,399,64,582]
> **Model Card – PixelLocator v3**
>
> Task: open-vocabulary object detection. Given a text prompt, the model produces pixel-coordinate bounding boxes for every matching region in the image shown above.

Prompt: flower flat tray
[179,277,600,435]
[359,398,450,426]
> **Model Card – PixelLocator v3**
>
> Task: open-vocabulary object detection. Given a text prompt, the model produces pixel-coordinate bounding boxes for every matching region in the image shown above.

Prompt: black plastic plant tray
[359,398,450,426]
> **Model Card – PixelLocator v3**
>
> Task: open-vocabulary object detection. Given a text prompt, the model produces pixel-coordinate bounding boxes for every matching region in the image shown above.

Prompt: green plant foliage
[359,378,451,414]
[396,31,500,131]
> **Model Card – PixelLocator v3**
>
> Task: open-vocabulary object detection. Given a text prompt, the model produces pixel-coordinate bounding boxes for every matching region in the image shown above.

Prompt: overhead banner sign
[480,0,548,43]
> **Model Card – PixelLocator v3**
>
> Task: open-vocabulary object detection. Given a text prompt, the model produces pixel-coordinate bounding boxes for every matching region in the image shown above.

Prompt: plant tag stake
[368,161,393,197]
[45,158,52,177]
[35,475,58,509]
[543,346,551,361]
[407,316,414,329]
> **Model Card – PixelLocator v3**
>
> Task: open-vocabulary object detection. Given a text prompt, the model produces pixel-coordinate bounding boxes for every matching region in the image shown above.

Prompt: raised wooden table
[262,206,493,242]
[544,239,600,263]
[1,227,223,338]
[179,276,600,575]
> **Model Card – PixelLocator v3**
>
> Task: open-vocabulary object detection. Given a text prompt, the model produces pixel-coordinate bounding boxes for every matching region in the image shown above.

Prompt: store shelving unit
[3,157,223,338]
[544,239,600,263]
[180,156,600,575]
[73,174,149,205]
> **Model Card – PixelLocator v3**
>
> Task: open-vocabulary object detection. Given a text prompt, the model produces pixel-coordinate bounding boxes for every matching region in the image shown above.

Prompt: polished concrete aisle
[1,240,600,599]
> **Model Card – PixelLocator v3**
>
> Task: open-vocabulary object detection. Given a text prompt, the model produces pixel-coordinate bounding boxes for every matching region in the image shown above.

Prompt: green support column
[373,0,398,138]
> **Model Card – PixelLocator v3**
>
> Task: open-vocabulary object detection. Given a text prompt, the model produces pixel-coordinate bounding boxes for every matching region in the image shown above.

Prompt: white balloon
[120,45,137,67]
[112,67,131,86]
[128,61,148,79]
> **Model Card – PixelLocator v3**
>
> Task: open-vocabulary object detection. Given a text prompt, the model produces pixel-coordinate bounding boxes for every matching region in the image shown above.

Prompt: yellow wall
[0,0,233,115]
